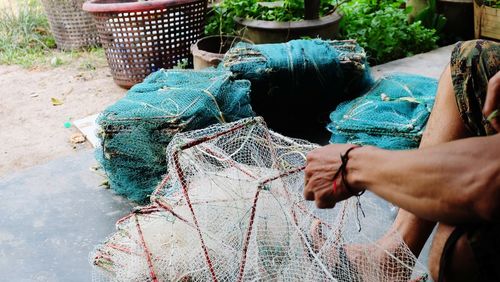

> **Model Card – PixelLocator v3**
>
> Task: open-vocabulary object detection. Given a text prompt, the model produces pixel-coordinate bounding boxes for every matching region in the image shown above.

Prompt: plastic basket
[41,0,99,50]
[83,0,208,88]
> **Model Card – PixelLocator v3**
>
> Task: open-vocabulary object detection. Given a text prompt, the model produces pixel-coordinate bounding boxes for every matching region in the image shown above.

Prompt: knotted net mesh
[91,117,428,282]
[96,69,255,202]
[328,74,437,149]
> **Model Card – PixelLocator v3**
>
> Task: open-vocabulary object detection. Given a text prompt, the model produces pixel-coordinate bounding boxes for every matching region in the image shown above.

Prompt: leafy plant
[339,0,438,65]
[205,0,439,65]
[412,0,446,34]
[205,0,343,35]
[481,0,500,8]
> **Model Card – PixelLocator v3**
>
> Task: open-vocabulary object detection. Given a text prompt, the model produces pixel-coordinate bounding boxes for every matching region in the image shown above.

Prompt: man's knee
[428,224,478,282]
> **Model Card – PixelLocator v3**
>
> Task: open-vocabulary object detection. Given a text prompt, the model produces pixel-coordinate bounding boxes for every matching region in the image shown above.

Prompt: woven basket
[41,0,99,50]
[83,0,208,88]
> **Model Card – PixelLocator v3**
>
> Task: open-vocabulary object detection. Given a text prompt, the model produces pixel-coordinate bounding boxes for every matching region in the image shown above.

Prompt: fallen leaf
[70,133,86,144]
[51,97,63,106]
[100,180,110,189]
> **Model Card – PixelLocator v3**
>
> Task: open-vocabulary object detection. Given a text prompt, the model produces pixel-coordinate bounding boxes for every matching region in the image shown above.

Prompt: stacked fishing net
[96,69,254,203]
[328,73,438,149]
[92,117,428,282]
[222,39,373,140]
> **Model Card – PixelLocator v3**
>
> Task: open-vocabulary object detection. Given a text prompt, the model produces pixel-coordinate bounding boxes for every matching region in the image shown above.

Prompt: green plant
[0,0,106,68]
[0,0,57,67]
[412,0,446,34]
[339,0,438,65]
[481,0,500,8]
[205,0,344,35]
[173,58,189,69]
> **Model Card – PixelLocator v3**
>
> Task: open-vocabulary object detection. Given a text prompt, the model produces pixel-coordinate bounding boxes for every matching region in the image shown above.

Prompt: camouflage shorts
[450,39,500,136]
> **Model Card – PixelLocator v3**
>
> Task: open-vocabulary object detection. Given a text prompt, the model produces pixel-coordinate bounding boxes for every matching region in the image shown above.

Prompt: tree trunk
[304,0,320,20]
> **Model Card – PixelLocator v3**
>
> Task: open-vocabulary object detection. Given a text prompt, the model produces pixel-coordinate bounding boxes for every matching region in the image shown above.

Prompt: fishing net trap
[328,74,438,150]
[95,39,380,203]
[91,117,428,282]
[96,69,254,203]
[222,39,373,140]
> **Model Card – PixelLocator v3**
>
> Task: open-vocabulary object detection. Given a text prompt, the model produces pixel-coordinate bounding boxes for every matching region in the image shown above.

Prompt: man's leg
[387,65,480,280]
[404,39,500,281]
[391,65,469,257]
[427,39,500,281]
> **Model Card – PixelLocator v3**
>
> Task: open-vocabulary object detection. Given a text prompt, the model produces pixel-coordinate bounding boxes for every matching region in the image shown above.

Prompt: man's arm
[304,134,500,225]
[348,134,500,224]
[305,70,500,224]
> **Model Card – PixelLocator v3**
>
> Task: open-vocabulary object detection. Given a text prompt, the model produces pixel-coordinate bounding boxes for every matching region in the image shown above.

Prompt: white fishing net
[91,117,428,282]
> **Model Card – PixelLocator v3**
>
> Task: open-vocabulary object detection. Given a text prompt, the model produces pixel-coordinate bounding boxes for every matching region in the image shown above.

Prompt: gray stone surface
[0,151,134,281]
[372,45,455,79]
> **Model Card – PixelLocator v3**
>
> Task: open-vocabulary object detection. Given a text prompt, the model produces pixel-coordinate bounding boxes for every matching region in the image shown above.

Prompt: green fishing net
[328,73,438,149]
[96,40,433,204]
[96,69,254,203]
[222,39,373,140]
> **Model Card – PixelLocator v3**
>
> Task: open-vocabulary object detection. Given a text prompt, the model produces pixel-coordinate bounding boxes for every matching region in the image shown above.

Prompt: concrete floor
[0,45,456,281]
[0,151,134,281]
[372,45,454,80]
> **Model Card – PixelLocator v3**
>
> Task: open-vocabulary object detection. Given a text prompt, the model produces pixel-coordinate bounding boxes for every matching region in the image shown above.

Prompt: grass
[0,0,105,68]
[0,0,56,67]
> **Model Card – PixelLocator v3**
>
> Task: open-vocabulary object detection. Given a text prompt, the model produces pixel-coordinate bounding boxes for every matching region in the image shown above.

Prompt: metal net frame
[91,117,429,282]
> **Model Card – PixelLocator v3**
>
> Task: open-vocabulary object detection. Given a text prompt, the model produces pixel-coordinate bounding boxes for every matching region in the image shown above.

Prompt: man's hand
[304,144,359,209]
[484,71,500,132]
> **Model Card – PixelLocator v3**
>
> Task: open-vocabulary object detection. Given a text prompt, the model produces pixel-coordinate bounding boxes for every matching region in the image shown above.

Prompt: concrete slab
[0,151,134,281]
[372,45,455,79]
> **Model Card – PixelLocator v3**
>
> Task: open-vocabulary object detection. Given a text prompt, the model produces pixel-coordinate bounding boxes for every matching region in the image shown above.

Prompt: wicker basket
[41,0,99,50]
[83,0,208,88]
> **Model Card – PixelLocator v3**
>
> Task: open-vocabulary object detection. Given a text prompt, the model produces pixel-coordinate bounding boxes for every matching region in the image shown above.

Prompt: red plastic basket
[83,0,207,88]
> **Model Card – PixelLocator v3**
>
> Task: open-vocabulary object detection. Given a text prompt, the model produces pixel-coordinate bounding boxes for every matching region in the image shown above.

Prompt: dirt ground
[0,55,126,177]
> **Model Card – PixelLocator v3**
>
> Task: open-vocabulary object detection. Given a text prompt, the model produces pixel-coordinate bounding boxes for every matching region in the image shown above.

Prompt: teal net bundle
[327,74,438,149]
[222,39,373,141]
[96,69,254,203]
